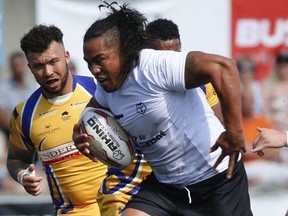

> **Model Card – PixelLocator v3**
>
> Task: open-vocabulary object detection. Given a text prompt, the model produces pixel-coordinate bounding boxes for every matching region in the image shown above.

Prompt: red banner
[231,0,288,80]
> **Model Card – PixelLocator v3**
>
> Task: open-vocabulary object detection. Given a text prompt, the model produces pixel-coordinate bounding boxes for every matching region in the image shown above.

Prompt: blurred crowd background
[0,0,287,215]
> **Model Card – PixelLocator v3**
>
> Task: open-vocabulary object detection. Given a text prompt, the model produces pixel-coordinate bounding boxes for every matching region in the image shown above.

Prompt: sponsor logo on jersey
[39,109,57,118]
[61,111,71,121]
[70,101,88,108]
[37,124,60,136]
[137,131,167,148]
[45,124,51,129]
[136,102,147,115]
[38,142,81,165]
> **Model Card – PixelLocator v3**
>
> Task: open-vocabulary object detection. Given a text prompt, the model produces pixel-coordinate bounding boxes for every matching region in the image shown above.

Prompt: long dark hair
[84,2,147,76]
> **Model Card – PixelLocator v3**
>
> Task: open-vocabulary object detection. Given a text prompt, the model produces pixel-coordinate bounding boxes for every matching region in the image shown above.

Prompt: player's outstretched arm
[184,51,245,179]
[6,143,43,196]
[252,127,288,155]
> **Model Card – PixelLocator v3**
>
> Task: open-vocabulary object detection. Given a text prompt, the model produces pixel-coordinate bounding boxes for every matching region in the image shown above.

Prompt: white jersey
[96,49,228,186]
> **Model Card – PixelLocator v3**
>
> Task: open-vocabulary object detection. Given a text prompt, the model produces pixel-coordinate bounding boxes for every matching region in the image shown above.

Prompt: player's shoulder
[138,49,171,75]
[140,49,170,63]
[13,100,25,116]
[140,49,172,61]
[13,87,42,117]
[12,88,41,121]
[74,74,94,81]
[74,74,95,85]
[73,75,96,94]
[15,87,41,109]
[139,49,187,69]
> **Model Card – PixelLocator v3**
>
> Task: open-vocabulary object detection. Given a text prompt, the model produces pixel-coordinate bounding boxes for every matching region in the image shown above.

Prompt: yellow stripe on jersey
[98,150,152,216]
[204,83,219,107]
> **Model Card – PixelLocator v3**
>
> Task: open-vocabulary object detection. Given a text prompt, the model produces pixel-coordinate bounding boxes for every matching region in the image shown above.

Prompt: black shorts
[125,160,253,216]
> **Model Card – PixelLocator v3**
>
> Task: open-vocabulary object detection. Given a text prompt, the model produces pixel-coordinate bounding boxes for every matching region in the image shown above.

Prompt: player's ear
[65,51,70,63]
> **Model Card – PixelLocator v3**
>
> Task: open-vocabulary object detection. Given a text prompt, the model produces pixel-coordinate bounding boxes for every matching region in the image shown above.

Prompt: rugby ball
[79,107,135,169]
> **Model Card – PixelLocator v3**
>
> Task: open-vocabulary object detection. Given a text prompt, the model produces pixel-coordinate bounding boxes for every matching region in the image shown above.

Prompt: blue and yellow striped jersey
[9,75,107,215]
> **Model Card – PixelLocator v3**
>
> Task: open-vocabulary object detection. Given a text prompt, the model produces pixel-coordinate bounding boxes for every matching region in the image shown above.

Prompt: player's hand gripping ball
[79,107,135,169]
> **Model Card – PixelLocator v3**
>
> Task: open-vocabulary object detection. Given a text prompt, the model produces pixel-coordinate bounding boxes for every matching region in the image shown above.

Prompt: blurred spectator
[0,51,37,191]
[0,51,37,140]
[263,51,288,165]
[68,59,77,74]
[237,56,265,115]
[241,88,288,189]
[263,51,288,131]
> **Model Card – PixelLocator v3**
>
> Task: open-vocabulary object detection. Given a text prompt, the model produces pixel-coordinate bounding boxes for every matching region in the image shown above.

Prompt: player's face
[83,35,124,93]
[27,41,71,98]
[153,38,181,52]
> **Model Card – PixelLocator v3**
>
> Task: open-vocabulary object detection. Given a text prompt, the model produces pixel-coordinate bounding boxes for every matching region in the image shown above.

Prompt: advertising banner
[231,0,288,80]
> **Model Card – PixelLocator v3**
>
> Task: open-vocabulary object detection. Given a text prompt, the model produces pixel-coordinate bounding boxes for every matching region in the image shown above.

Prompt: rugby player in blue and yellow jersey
[6,24,107,215]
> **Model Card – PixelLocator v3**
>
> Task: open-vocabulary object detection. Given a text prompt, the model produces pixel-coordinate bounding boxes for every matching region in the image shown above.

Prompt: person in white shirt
[73,2,252,216]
